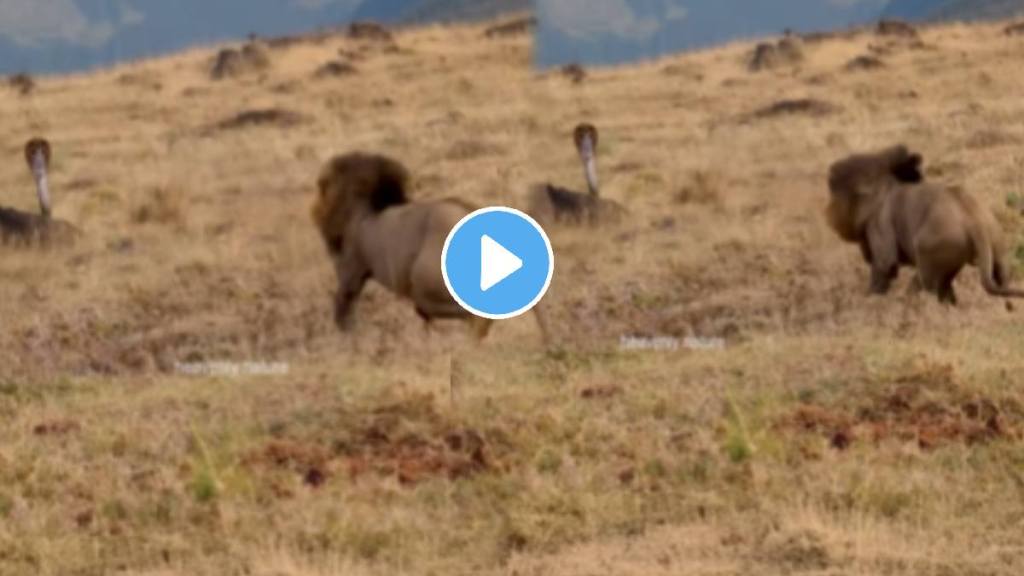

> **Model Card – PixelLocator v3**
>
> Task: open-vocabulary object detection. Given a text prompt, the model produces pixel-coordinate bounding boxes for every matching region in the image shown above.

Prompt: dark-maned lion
[312,151,549,341]
[826,145,1024,304]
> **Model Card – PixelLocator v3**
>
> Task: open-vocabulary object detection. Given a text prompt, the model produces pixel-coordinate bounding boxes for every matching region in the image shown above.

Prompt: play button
[480,235,522,292]
[442,207,554,320]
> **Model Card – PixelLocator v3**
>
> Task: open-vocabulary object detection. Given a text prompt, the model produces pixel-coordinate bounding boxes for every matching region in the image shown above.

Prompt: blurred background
[10,1,1022,75]
[0,0,529,74]
[534,0,1024,68]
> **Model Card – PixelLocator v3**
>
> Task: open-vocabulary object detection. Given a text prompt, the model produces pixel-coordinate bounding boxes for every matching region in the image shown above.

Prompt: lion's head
[826,145,923,241]
[311,152,410,254]
[828,145,923,198]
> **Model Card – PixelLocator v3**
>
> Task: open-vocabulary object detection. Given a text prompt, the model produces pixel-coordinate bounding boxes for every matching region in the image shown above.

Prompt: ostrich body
[0,138,79,247]
[528,123,624,225]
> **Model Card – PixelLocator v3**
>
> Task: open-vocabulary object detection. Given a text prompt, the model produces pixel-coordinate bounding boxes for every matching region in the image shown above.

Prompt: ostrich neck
[584,158,600,196]
[579,150,600,197]
[31,153,51,219]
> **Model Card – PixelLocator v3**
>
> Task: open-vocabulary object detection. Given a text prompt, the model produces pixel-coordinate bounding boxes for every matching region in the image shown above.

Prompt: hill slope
[2,12,1024,576]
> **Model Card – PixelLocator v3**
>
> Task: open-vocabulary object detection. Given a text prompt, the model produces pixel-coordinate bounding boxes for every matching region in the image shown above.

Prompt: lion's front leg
[867,221,899,295]
[858,238,873,265]
[334,292,358,331]
[332,254,370,332]
[870,265,898,294]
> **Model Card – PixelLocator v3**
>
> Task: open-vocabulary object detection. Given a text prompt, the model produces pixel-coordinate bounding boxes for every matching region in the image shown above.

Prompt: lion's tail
[969,222,1024,298]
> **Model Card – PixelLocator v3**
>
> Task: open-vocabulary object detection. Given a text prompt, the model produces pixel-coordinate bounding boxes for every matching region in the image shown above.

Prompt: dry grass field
[3,13,1024,576]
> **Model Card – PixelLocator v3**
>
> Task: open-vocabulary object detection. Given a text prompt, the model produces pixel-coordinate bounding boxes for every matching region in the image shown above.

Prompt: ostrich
[527,123,625,226]
[0,138,79,247]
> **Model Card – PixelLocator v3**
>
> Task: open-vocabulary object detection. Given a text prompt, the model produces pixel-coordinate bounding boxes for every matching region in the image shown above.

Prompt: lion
[826,144,1024,304]
[311,151,549,340]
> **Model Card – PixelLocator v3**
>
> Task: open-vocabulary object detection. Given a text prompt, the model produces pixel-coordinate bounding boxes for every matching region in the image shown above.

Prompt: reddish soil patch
[342,424,493,486]
[248,439,333,488]
[580,384,623,400]
[845,55,885,72]
[780,366,1021,451]
[751,98,840,120]
[214,108,308,131]
[314,60,358,79]
[33,418,81,436]
[245,397,500,489]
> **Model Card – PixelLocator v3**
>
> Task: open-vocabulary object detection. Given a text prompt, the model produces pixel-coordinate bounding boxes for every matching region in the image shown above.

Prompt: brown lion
[311,151,549,340]
[826,145,1024,304]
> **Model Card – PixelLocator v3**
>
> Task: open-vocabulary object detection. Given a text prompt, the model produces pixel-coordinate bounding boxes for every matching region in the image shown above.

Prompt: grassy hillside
[2,14,1024,576]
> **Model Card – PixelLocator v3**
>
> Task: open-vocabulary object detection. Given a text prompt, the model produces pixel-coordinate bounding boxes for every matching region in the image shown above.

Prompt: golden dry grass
[2,15,1024,576]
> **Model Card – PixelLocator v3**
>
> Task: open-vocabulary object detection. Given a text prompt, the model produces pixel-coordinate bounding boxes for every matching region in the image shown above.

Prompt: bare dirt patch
[314,60,358,79]
[213,108,308,131]
[779,362,1023,451]
[247,439,333,489]
[580,384,623,400]
[750,98,841,120]
[845,55,885,72]
[32,418,81,436]
[245,395,504,489]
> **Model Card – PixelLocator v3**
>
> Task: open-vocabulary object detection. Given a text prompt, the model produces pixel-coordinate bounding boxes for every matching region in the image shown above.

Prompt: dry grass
[2,14,1024,576]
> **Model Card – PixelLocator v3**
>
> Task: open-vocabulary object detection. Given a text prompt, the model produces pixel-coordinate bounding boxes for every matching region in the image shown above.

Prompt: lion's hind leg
[916,237,966,305]
[916,258,962,305]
